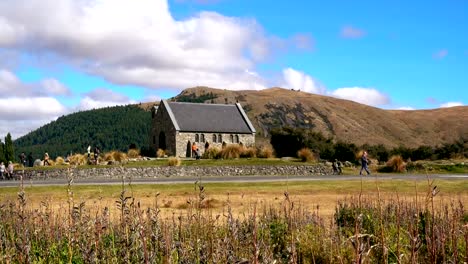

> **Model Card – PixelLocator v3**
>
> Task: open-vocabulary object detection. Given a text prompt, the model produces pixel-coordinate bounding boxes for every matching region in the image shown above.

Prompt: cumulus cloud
[0,0,280,90]
[0,69,72,97]
[77,88,137,111]
[0,69,70,138]
[433,49,448,59]
[41,79,72,96]
[282,68,325,94]
[397,106,415,110]
[440,102,463,108]
[331,87,390,107]
[340,25,366,39]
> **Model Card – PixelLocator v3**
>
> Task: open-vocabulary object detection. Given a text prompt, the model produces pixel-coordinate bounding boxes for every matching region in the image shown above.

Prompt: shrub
[156,148,166,158]
[167,157,181,166]
[68,154,87,166]
[256,145,274,158]
[297,148,315,162]
[381,155,406,173]
[127,148,140,158]
[112,151,127,162]
[103,152,114,161]
[240,146,256,158]
[55,156,66,166]
[202,147,220,159]
[220,144,242,159]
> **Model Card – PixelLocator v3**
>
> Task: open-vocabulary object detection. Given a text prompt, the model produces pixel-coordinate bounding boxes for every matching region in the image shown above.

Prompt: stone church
[150,100,256,157]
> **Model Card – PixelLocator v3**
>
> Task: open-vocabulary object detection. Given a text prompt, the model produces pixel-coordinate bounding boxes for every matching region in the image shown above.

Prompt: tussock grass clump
[220,144,242,159]
[384,155,406,172]
[167,157,181,166]
[55,156,67,166]
[68,154,87,166]
[256,145,274,158]
[202,147,220,159]
[156,148,166,158]
[104,151,127,163]
[127,148,140,158]
[240,146,256,158]
[297,148,315,162]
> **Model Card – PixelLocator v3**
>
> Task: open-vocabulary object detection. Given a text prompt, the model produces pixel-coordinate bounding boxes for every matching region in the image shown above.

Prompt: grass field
[1,176,467,263]
[1,177,467,220]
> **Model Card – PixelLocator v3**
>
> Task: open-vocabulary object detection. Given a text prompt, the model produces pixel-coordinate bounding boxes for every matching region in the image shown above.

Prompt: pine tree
[0,139,5,164]
[4,133,14,163]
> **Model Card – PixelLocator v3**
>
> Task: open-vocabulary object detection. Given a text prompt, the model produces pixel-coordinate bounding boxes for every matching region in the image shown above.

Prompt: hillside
[13,87,467,160]
[14,105,151,159]
[171,87,468,148]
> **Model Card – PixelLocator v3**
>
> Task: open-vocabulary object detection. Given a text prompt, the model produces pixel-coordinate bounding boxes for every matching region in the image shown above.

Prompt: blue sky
[0,0,466,139]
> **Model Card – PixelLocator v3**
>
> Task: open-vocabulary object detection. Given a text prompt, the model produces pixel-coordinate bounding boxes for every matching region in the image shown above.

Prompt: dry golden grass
[68,154,87,166]
[156,148,166,158]
[127,148,140,158]
[3,179,465,222]
[167,157,181,166]
[220,144,242,159]
[240,146,256,158]
[103,151,127,163]
[297,148,315,162]
[256,145,274,158]
[55,156,67,166]
[202,147,220,159]
[386,155,406,172]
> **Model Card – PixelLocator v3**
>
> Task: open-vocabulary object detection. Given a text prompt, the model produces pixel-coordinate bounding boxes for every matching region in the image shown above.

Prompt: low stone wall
[18,164,331,181]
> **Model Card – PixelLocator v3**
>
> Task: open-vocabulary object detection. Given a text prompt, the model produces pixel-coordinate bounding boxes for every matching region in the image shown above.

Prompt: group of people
[87,145,101,164]
[331,151,371,176]
[192,142,202,160]
[0,161,15,180]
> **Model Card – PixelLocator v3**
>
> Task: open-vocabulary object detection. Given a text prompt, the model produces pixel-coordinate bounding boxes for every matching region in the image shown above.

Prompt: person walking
[19,152,26,167]
[27,152,33,167]
[7,161,14,180]
[44,151,50,166]
[87,145,91,160]
[359,151,371,175]
[0,162,5,180]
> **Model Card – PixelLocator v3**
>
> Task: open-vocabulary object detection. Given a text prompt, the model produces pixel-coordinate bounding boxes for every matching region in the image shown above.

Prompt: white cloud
[0,0,279,90]
[331,87,390,107]
[0,97,66,120]
[0,69,71,138]
[340,25,366,39]
[84,88,130,103]
[282,68,325,94]
[77,88,137,111]
[41,78,72,96]
[397,106,415,110]
[440,102,463,108]
[433,49,448,59]
[0,69,72,97]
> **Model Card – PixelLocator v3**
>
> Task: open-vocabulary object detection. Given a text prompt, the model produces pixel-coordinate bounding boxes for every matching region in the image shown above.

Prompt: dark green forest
[13,105,152,161]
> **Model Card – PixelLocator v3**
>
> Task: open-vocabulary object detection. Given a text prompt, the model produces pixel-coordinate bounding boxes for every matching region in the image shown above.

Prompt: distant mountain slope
[171,87,468,148]
[14,105,151,159]
[13,87,467,160]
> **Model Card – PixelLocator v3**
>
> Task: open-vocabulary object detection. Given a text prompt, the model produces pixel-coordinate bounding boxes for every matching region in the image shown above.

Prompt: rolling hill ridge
[13,86,468,159]
[172,87,468,148]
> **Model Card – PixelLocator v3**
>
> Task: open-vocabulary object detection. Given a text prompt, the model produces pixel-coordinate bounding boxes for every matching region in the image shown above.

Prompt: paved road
[0,174,467,187]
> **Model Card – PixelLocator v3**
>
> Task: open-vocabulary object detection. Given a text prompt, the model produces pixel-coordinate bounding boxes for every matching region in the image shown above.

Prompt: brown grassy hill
[161,86,468,148]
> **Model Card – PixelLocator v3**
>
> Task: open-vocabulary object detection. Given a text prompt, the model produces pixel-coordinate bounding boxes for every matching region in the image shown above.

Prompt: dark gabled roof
[163,100,255,133]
